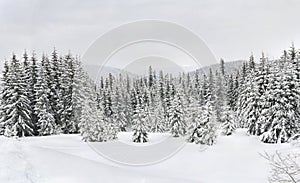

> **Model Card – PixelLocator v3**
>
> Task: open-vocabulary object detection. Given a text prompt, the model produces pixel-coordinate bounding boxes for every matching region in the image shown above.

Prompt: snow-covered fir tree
[221,100,236,136]
[0,60,10,135]
[215,70,226,123]
[111,86,127,132]
[237,56,258,129]
[70,58,85,133]
[22,51,38,135]
[261,51,300,143]
[121,75,132,129]
[227,74,235,110]
[49,49,63,128]
[29,52,39,134]
[169,90,186,137]
[148,92,166,133]
[3,54,33,137]
[79,78,107,142]
[132,100,148,143]
[244,76,261,135]
[188,100,217,145]
[232,72,240,111]
[103,86,113,117]
[34,61,55,135]
[60,54,75,133]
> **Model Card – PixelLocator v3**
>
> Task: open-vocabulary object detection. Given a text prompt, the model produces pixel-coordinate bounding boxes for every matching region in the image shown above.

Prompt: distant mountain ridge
[83,60,246,81]
[82,65,137,81]
[192,60,246,77]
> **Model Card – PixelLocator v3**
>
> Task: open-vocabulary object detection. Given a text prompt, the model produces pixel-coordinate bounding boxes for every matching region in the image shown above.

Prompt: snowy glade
[0,45,300,147]
[1,46,300,182]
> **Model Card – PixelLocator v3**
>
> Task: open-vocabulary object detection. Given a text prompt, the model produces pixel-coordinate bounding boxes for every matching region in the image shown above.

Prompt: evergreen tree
[29,52,39,134]
[148,65,154,88]
[163,79,174,126]
[169,91,186,137]
[0,60,10,135]
[4,54,33,137]
[104,117,119,140]
[148,93,166,133]
[194,71,200,91]
[215,71,226,123]
[121,84,131,130]
[232,72,240,111]
[261,54,300,143]
[34,61,55,135]
[111,86,126,131]
[237,56,257,128]
[221,100,236,136]
[49,49,63,128]
[248,53,255,71]
[227,74,235,110]
[200,74,209,105]
[220,58,225,76]
[132,102,148,143]
[103,87,113,117]
[188,100,217,145]
[70,58,85,133]
[208,68,215,102]
[60,54,75,133]
[79,79,106,142]
[245,78,260,135]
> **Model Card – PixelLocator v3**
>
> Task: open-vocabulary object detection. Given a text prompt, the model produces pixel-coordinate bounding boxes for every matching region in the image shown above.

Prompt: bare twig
[260,151,300,183]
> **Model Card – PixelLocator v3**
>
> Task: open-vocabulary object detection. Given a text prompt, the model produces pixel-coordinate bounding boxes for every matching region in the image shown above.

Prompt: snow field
[1,129,297,183]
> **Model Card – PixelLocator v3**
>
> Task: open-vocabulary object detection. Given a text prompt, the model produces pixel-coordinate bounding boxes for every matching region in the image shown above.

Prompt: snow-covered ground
[0,129,297,183]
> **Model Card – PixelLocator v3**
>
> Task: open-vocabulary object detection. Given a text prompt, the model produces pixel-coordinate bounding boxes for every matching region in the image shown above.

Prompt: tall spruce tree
[4,54,33,137]
[0,60,10,135]
[34,61,55,135]
[237,56,258,129]
[60,54,75,133]
[29,52,39,134]
[215,71,226,123]
[79,77,106,142]
[111,86,127,131]
[169,91,186,137]
[70,58,85,133]
[50,49,63,128]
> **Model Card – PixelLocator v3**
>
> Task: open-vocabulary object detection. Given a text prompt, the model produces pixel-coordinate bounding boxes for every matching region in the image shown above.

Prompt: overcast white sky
[0,0,300,68]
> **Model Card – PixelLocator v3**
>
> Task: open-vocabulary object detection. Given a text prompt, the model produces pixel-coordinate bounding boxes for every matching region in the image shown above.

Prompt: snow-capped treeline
[1,45,299,145]
[81,45,300,144]
[0,50,94,137]
[80,58,234,144]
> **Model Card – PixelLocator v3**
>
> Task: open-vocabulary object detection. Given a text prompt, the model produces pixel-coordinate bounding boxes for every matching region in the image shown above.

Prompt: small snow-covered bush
[131,101,149,143]
[220,106,236,136]
[188,102,217,145]
[221,121,236,136]
[189,123,217,145]
[288,134,300,148]
[132,122,148,143]
[261,127,290,144]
